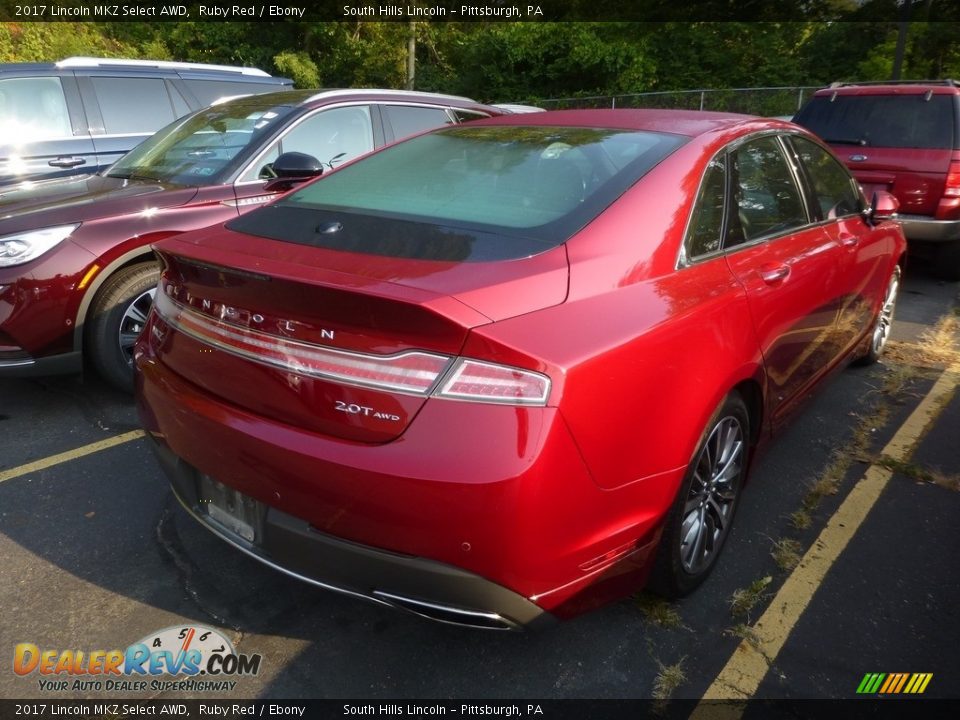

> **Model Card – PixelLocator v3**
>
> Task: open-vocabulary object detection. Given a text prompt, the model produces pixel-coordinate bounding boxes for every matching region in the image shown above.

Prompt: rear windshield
[227,125,686,261]
[795,94,956,150]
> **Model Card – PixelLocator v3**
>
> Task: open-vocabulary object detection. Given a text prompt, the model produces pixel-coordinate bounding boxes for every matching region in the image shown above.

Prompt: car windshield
[105,101,296,185]
[228,125,686,261]
[795,94,956,150]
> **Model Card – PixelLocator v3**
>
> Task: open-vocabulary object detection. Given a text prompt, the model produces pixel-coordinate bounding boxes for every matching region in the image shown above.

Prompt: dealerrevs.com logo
[13,625,262,693]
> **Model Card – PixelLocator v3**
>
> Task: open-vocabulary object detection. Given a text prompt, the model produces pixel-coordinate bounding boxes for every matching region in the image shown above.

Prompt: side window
[685,156,727,259]
[240,106,374,182]
[728,136,807,245]
[790,136,862,219]
[91,77,177,134]
[451,109,490,124]
[383,105,453,140]
[0,77,72,140]
[184,80,282,106]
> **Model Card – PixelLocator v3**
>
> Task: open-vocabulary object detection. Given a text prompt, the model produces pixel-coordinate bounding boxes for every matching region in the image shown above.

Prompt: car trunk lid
[149,226,567,442]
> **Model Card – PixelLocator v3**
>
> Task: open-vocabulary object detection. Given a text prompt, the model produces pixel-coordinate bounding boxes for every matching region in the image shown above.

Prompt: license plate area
[198,475,265,544]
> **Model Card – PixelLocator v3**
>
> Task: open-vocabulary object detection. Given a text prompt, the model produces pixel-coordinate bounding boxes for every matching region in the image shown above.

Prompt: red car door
[722,135,850,426]
[788,135,892,357]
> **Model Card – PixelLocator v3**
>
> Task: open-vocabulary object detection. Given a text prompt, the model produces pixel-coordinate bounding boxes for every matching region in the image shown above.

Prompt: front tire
[86,262,159,392]
[650,392,750,598]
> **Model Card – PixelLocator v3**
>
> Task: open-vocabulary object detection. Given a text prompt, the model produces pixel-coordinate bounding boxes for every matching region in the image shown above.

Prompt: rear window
[228,125,686,261]
[795,94,956,150]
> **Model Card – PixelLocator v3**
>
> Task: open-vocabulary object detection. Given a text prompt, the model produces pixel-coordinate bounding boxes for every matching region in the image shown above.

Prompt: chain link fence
[537,86,822,117]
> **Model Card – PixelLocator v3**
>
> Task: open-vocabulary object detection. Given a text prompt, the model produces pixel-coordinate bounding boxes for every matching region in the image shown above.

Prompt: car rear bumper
[136,338,673,626]
[148,433,552,631]
[897,214,960,242]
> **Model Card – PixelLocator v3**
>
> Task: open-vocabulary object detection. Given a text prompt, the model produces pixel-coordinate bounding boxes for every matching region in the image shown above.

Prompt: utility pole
[406,21,416,90]
[891,0,914,81]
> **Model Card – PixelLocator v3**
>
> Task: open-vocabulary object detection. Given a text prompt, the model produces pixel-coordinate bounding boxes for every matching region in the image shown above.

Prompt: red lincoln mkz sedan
[135,110,905,629]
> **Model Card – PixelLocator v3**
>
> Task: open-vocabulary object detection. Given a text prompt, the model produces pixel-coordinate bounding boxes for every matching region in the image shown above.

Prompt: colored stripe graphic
[859,673,933,694]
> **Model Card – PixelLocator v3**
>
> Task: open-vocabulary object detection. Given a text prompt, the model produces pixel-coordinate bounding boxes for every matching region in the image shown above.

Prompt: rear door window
[789,135,862,219]
[684,156,727,259]
[382,105,453,141]
[90,77,178,134]
[727,136,808,246]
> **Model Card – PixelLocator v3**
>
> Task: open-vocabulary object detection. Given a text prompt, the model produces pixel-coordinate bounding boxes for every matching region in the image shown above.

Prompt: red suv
[794,80,960,279]
[0,89,501,389]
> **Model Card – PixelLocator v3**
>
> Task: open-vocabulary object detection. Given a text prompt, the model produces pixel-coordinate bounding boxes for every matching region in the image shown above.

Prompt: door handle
[48,156,86,168]
[760,263,790,284]
[839,234,859,249]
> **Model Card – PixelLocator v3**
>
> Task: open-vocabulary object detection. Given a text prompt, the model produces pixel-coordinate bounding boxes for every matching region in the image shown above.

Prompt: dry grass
[651,658,687,701]
[724,623,762,649]
[788,508,812,531]
[635,593,684,629]
[770,538,803,571]
[877,455,960,492]
[729,576,772,618]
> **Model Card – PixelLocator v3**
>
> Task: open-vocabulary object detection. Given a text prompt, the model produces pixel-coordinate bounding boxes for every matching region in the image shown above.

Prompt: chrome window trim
[677,130,819,270]
[302,88,474,105]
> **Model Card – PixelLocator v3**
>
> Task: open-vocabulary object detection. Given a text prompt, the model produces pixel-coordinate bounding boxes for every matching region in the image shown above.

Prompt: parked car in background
[135,110,905,629]
[0,56,293,187]
[793,80,960,280]
[0,89,502,389]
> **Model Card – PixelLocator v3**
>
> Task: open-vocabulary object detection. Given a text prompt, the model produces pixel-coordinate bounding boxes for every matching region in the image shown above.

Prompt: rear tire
[86,262,159,392]
[856,265,900,366]
[649,392,750,598]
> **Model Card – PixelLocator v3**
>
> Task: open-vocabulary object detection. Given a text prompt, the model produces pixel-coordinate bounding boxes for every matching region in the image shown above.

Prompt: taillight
[945,156,960,198]
[435,359,551,406]
[153,290,552,406]
[153,290,449,395]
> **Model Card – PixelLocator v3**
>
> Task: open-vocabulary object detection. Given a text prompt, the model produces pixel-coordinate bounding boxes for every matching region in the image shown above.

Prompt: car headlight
[0,224,80,268]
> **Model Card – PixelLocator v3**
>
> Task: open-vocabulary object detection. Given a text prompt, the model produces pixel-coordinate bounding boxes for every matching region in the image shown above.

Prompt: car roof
[463,108,763,137]
[813,80,960,97]
[0,57,277,77]
[218,88,502,114]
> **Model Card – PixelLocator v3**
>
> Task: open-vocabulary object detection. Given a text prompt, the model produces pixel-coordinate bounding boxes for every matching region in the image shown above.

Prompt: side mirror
[272,152,323,179]
[866,190,899,225]
[262,152,323,193]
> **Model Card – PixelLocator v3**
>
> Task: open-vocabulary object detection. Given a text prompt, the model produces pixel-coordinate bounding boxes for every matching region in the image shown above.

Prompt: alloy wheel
[679,415,745,575]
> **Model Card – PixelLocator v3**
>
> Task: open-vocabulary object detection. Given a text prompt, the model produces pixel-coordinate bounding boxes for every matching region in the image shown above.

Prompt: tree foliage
[1,11,958,105]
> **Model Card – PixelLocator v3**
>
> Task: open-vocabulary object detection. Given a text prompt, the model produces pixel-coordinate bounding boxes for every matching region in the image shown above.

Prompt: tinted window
[0,77,72,140]
[228,125,687,261]
[791,136,862,219]
[728,136,807,245]
[384,105,453,139]
[184,79,284,106]
[686,157,726,259]
[795,94,955,150]
[92,77,177,134]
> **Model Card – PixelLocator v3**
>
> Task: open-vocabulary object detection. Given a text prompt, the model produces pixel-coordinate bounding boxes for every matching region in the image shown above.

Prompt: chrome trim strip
[302,88,474,105]
[171,488,521,631]
[372,591,518,631]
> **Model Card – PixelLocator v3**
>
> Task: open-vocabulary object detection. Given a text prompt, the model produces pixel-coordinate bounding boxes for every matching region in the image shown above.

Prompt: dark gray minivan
[0,57,292,187]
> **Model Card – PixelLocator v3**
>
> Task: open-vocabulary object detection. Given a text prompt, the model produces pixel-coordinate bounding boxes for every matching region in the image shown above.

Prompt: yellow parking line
[0,429,145,484]
[691,366,958,711]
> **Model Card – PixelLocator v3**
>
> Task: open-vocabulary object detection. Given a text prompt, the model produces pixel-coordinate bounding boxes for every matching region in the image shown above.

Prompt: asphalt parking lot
[1,267,958,705]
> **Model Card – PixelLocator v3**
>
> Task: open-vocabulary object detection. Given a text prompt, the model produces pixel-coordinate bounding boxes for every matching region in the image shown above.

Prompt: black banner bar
[0,0,941,23]
[2,700,960,720]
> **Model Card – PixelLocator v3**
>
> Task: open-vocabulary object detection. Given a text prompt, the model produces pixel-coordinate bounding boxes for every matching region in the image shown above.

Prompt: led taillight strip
[153,290,450,395]
[153,288,552,406]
